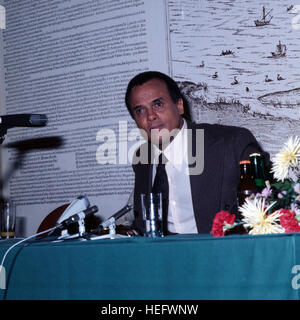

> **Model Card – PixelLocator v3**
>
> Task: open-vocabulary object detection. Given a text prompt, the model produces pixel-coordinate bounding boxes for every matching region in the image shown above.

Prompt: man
[125,71,267,235]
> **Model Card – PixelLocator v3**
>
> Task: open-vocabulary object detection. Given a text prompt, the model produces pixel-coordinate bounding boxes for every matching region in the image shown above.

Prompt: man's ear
[177,98,184,115]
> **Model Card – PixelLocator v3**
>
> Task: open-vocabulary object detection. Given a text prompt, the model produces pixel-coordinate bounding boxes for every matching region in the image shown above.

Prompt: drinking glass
[0,201,16,239]
[141,193,163,237]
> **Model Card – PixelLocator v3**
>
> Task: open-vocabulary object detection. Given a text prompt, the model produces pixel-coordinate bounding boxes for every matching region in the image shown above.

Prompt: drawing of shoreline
[178,80,300,156]
[169,0,300,156]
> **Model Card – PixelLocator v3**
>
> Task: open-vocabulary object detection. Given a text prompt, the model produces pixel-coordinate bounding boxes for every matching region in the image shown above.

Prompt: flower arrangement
[212,136,300,237]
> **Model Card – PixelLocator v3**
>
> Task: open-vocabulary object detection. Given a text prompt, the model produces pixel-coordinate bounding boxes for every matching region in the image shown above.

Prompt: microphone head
[85,205,99,216]
[0,114,48,128]
[57,196,90,224]
[29,114,48,126]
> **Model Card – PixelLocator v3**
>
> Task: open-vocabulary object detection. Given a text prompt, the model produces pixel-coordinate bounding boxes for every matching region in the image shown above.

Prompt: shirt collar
[153,119,187,169]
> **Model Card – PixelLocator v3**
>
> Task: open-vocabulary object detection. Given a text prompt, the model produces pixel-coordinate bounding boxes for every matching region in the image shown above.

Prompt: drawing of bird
[265,75,273,82]
[231,76,238,85]
[198,61,205,68]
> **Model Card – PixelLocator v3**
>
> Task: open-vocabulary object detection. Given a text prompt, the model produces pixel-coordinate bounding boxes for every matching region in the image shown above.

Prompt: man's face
[128,79,184,149]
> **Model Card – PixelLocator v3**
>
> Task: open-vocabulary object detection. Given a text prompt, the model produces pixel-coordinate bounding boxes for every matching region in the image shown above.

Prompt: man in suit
[125,71,267,235]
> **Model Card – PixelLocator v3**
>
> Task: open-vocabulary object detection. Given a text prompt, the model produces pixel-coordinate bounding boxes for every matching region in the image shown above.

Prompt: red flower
[212,211,236,237]
[279,209,300,233]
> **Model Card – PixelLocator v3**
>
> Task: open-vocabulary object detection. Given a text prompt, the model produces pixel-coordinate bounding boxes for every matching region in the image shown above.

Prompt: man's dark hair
[125,71,186,118]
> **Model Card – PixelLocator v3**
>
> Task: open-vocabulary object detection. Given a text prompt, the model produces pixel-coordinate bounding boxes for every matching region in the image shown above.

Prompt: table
[0,233,300,300]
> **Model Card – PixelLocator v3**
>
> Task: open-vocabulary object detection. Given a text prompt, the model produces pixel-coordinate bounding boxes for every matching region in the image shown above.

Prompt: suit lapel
[142,142,154,194]
[187,122,225,233]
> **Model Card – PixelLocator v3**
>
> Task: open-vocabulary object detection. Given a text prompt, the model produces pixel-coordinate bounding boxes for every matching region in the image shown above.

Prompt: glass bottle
[250,153,265,191]
[250,153,271,191]
[237,160,257,207]
[231,160,257,234]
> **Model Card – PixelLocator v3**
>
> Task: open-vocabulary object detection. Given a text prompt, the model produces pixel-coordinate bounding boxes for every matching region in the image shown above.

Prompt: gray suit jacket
[132,120,268,234]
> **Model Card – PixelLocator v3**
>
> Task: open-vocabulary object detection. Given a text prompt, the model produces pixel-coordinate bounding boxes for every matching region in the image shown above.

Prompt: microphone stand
[56,206,99,240]
[89,204,133,240]
[90,220,126,240]
[57,217,90,240]
[58,217,87,240]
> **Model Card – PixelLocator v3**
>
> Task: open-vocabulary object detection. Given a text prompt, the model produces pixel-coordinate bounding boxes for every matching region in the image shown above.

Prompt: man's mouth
[149,123,165,131]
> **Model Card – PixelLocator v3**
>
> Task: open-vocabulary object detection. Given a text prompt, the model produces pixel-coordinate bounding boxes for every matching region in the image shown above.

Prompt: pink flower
[261,187,272,198]
[291,203,300,216]
[212,211,236,237]
[294,183,300,194]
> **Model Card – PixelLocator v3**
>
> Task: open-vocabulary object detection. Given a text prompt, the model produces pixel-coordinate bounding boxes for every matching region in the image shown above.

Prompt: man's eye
[154,101,163,109]
[134,107,145,116]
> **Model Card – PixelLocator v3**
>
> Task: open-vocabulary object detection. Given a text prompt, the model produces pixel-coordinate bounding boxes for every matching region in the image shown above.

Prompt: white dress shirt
[152,120,198,234]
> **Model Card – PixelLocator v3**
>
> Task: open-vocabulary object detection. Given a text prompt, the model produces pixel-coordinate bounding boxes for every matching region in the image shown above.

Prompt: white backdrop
[0,0,170,236]
[1,0,300,236]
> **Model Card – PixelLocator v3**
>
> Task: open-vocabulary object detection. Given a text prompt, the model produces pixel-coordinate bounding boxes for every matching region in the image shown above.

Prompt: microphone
[59,205,98,227]
[0,114,48,128]
[57,195,90,224]
[95,203,133,231]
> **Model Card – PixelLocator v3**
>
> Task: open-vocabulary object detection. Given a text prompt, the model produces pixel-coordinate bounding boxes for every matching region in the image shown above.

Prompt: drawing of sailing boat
[254,6,273,26]
[271,41,287,58]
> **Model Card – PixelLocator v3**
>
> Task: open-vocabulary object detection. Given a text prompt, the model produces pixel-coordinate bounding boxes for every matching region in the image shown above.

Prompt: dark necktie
[152,153,169,233]
[152,153,168,195]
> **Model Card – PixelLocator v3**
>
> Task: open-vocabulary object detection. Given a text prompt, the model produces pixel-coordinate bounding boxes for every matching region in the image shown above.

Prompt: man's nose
[147,107,158,121]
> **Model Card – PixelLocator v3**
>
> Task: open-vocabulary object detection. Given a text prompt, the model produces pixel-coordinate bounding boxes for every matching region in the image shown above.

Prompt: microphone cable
[0,225,58,289]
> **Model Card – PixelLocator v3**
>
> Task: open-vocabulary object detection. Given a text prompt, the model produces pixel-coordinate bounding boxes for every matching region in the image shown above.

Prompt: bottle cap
[250,153,261,157]
[239,160,250,164]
